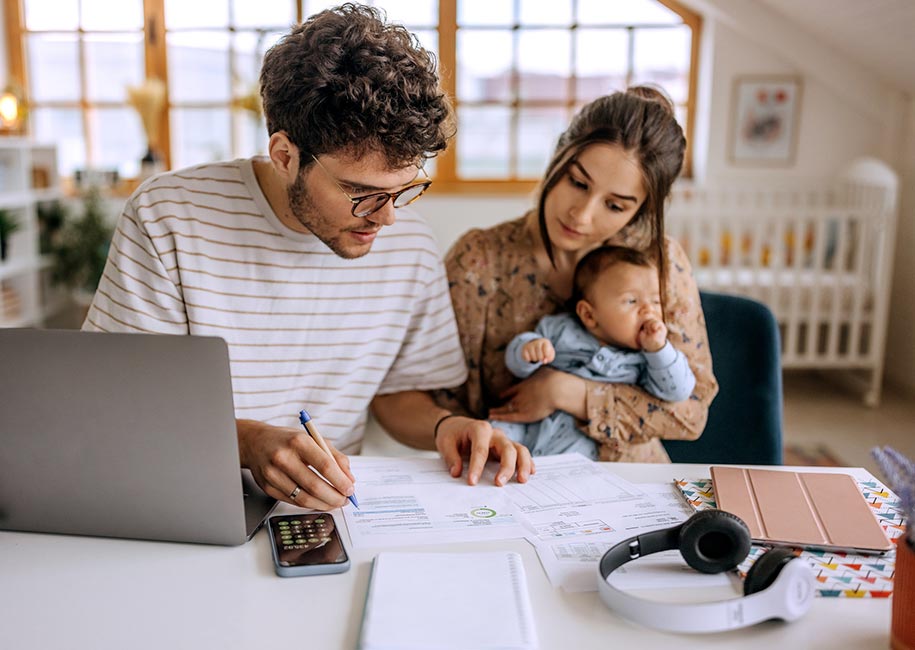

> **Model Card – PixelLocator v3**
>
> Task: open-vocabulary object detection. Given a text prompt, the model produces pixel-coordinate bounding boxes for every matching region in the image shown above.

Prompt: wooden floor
[782,371,915,477]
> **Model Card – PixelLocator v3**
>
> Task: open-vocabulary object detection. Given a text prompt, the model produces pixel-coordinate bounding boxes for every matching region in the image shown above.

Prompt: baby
[493,245,696,459]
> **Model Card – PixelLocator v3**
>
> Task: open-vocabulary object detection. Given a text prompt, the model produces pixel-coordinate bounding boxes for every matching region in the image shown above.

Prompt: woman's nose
[569,197,599,225]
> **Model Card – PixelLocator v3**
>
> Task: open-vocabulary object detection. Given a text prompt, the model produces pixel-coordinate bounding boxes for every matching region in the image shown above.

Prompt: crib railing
[667,158,898,406]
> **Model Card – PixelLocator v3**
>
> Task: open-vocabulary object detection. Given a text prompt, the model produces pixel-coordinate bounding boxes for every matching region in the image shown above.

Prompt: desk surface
[0,463,892,650]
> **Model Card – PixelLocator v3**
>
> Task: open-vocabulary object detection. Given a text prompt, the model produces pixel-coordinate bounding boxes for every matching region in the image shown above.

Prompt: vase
[893,535,915,650]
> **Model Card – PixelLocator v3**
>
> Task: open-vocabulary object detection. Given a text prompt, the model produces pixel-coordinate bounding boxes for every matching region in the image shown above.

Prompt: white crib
[666,158,899,406]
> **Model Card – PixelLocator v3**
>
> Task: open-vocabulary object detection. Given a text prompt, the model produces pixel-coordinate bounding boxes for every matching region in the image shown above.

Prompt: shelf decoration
[729,76,802,165]
[127,78,167,177]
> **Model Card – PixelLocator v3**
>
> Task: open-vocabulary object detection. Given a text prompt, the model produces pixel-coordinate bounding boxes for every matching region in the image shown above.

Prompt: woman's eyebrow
[571,160,638,203]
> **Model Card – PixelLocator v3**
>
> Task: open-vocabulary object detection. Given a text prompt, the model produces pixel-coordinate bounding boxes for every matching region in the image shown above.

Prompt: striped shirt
[83,158,468,453]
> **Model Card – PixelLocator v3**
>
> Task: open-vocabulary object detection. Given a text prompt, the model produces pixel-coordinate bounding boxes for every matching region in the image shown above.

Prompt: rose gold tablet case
[710,466,892,554]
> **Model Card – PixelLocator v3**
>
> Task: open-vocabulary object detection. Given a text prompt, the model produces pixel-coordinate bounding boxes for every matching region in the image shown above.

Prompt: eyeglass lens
[353,182,430,217]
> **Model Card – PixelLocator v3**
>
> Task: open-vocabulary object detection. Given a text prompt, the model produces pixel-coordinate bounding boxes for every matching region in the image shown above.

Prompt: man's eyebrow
[571,160,639,203]
[338,168,421,193]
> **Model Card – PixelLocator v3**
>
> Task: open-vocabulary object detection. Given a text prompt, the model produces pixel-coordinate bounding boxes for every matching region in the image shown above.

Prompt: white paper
[525,482,730,592]
[342,457,527,548]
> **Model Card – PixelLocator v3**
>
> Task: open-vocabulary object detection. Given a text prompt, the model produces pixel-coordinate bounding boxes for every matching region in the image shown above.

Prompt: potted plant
[51,187,114,302]
[0,208,21,261]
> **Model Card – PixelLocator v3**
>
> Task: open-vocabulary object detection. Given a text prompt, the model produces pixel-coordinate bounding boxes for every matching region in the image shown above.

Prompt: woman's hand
[434,416,534,486]
[490,367,588,422]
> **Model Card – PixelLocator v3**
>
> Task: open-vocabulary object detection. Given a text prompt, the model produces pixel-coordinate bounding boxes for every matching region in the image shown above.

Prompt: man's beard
[287,171,371,259]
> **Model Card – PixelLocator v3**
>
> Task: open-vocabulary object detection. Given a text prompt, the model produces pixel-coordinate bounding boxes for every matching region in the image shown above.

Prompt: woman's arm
[491,239,717,445]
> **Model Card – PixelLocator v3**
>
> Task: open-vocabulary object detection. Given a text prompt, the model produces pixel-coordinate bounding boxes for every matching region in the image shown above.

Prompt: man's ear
[576,299,597,329]
[267,131,300,183]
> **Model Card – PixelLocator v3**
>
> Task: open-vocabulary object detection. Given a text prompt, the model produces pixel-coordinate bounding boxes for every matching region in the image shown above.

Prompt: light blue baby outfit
[492,313,696,459]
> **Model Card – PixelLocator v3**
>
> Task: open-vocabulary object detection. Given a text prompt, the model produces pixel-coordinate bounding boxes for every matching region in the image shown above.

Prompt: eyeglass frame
[309,154,432,218]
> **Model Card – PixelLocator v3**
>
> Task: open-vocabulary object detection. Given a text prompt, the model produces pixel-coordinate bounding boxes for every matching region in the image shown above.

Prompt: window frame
[4,0,699,193]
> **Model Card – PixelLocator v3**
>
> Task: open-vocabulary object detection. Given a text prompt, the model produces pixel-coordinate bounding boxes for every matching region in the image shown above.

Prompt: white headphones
[597,509,814,633]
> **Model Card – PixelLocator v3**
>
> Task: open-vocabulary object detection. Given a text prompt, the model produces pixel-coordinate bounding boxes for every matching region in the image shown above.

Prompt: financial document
[342,456,527,548]
[339,451,730,605]
[526,481,731,592]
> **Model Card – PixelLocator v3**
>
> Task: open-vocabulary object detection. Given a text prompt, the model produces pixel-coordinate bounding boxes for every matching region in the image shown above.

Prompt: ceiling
[752,0,915,95]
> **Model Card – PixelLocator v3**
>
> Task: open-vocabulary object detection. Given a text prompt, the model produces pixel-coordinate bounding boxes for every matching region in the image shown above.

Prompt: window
[5,0,699,190]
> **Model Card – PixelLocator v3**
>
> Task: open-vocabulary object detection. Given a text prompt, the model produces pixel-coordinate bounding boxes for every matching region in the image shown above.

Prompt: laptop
[0,328,276,545]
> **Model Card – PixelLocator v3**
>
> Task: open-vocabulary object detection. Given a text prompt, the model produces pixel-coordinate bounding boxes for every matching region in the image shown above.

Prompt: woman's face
[543,143,646,256]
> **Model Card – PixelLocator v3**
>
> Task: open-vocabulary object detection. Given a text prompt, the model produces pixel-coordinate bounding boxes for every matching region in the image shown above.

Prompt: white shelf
[0,140,61,329]
[0,256,43,280]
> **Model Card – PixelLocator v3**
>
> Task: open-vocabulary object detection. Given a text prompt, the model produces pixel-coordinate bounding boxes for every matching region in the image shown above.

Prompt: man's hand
[434,416,534,487]
[521,338,556,364]
[638,318,668,353]
[237,419,355,510]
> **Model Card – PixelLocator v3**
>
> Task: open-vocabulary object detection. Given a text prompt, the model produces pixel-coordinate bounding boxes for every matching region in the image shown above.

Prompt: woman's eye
[606,202,624,213]
[569,175,588,191]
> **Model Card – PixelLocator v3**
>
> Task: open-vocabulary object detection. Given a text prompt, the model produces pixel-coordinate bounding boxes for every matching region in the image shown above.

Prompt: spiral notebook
[359,551,538,650]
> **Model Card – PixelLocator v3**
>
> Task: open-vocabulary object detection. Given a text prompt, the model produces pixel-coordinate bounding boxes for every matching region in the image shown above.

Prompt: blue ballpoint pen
[299,409,359,509]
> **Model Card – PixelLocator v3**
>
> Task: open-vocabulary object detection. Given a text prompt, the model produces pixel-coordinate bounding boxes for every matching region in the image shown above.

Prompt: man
[84,4,532,511]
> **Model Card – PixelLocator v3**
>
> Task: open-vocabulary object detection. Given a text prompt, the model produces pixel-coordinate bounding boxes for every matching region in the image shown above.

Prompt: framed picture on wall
[729,76,802,165]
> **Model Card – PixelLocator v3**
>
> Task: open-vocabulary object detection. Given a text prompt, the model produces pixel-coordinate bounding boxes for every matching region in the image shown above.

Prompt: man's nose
[366,200,396,227]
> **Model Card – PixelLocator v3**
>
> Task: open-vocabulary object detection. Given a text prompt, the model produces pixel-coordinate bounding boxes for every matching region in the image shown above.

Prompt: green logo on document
[470,507,496,518]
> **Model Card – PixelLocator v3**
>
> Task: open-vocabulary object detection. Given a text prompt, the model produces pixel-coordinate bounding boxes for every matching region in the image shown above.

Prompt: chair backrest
[662,291,783,465]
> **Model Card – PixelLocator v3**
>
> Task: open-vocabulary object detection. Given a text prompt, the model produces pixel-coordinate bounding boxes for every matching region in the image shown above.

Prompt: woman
[435,86,718,463]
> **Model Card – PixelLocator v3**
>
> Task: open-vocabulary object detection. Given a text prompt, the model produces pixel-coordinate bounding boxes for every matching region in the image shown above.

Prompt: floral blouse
[436,212,719,463]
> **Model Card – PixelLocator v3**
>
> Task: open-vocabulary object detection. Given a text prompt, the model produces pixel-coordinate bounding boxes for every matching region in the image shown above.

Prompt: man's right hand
[434,416,534,487]
[236,419,355,510]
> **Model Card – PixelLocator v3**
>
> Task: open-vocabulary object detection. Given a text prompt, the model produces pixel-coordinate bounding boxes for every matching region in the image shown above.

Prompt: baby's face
[578,262,662,350]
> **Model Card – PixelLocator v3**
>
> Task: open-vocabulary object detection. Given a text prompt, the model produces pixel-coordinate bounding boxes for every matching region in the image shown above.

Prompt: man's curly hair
[260,3,454,169]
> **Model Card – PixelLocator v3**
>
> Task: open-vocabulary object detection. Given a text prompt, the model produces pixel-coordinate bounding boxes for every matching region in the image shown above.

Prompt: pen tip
[299,409,311,424]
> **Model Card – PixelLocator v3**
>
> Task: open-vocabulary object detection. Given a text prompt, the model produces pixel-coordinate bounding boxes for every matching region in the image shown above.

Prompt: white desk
[0,463,892,649]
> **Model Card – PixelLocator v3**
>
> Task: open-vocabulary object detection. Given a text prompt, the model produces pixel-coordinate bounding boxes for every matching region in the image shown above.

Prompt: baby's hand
[522,338,556,364]
[638,319,668,353]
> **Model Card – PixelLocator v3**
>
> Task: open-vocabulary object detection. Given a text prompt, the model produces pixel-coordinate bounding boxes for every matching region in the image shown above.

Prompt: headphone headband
[597,511,814,634]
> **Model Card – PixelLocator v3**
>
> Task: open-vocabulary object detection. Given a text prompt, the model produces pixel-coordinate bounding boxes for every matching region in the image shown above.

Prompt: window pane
[232,110,267,159]
[165,0,229,29]
[518,30,571,102]
[376,0,438,27]
[457,30,512,102]
[632,26,691,103]
[517,107,568,177]
[81,0,143,30]
[410,29,439,63]
[27,34,80,102]
[519,0,571,26]
[232,0,296,28]
[32,108,85,177]
[24,0,78,30]
[171,108,231,169]
[302,0,341,18]
[89,108,144,178]
[575,29,628,102]
[456,106,511,179]
[233,31,285,85]
[84,34,145,103]
[578,0,681,25]
[167,32,231,103]
[458,0,514,26]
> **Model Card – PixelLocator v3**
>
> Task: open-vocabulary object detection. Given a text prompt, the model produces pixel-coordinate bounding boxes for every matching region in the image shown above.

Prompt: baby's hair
[569,245,657,310]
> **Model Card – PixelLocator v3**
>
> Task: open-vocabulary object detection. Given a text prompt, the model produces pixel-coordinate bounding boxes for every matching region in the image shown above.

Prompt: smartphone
[268,513,351,577]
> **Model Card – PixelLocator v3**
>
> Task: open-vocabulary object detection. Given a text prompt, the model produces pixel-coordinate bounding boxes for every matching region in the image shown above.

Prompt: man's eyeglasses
[310,155,432,218]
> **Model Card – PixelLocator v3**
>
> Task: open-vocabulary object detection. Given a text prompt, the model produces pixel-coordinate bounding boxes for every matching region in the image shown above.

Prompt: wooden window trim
[5,0,700,189]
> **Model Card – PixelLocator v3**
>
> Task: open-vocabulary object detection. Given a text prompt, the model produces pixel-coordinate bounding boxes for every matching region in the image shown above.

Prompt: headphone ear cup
[678,509,752,574]
[743,546,798,596]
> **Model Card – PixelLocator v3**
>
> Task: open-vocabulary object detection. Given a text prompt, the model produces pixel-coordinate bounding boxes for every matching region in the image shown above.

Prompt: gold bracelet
[433,413,462,440]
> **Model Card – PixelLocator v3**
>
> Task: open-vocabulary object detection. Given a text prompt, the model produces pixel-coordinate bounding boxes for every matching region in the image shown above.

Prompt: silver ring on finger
[289,485,302,500]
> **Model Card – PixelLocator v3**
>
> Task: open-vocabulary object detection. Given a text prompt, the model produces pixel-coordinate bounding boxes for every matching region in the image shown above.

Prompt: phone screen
[269,514,348,567]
